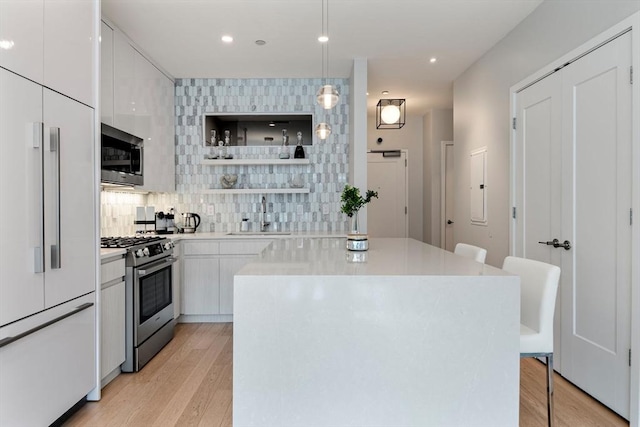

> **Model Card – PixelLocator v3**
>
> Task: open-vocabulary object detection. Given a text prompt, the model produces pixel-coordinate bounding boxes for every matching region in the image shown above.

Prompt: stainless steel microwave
[101,123,143,186]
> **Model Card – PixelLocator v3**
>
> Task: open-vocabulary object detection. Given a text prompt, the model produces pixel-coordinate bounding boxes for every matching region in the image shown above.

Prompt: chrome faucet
[260,196,270,232]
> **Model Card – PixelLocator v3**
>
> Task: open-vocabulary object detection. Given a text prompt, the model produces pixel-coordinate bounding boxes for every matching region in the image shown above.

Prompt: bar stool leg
[546,354,555,427]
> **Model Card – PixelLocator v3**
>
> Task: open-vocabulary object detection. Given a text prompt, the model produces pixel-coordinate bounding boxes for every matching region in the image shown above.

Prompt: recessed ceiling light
[318,35,328,43]
[381,90,389,95]
[221,35,233,43]
[430,57,437,63]
[0,40,15,50]
[255,40,266,46]
[366,92,369,96]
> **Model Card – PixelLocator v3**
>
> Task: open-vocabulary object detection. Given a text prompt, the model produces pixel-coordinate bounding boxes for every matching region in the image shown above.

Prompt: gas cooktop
[100,236,165,249]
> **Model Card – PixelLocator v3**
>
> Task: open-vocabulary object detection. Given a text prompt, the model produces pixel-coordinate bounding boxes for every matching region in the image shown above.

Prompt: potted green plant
[340,184,378,235]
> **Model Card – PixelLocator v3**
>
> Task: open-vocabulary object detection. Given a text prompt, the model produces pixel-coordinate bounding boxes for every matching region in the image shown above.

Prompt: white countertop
[166,230,345,241]
[100,231,345,259]
[238,237,511,277]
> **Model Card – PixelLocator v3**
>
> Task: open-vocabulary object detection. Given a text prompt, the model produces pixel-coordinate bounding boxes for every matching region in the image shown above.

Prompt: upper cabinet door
[113,31,136,136]
[0,0,44,84]
[101,21,114,125]
[43,0,96,107]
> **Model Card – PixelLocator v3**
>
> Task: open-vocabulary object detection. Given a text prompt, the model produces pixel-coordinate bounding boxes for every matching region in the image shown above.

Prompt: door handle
[538,239,571,250]
[49,127,61,269]
[447,220,454,225]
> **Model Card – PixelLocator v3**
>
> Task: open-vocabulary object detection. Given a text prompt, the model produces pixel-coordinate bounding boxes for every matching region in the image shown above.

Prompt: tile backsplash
[101,77,351,236]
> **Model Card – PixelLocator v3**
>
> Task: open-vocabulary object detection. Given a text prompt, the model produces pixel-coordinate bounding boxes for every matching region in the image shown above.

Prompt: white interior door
[560,31,632,417]
[441,142,455,250]
[514,31,632,418]
[367,151,408,238]
[515,70,564,362]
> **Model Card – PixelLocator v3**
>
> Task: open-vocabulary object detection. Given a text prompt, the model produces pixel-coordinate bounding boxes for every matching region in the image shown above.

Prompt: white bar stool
[502,256,561,427]
[454,243,487,263]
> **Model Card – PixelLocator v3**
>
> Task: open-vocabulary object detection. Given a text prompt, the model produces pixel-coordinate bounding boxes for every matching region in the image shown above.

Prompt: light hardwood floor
[65,323,628,427]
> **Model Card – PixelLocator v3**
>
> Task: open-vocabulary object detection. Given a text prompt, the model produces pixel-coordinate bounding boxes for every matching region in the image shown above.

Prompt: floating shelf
[202,188,310,195]
[202,158,310,166]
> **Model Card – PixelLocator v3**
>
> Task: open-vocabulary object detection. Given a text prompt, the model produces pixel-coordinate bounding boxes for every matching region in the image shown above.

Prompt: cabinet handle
[49,127,61,269]
[32,122,44,273]
[0,302,93,349]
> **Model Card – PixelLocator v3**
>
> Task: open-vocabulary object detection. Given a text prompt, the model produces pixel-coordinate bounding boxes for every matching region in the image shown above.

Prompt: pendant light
[315,0,335,140]
[316,0,339,110]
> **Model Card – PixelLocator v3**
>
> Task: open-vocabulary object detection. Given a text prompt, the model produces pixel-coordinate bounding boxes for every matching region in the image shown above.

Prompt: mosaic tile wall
[142,77,352,234]
[101,190,147,237]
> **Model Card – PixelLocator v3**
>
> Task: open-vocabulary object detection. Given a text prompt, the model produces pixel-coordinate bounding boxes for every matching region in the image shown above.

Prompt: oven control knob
[143,247,150,256]
[164,242,173,250]
[136,249,144,258]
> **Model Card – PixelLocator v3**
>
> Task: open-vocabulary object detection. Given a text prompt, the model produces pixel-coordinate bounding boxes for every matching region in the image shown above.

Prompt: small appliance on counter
[181,212,201,233]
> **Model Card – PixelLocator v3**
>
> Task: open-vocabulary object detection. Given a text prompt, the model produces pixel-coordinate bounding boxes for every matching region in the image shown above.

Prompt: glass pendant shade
[316,84,339,109]
[381,105,401,124]
[315,122,332,140]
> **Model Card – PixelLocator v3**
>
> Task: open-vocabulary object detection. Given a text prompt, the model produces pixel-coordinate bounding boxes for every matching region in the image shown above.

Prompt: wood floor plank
[64,323,629,427]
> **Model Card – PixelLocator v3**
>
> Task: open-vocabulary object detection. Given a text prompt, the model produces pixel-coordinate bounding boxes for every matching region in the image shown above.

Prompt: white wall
[350,58,369,231]
[367,113,424,241]
[422,109,453,247]
[453,0,640,268]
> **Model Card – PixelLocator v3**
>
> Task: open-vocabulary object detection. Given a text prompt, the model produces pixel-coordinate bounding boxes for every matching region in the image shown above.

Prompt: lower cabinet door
[0,293,96,427]
[182,257,220,315]
[219,256,256,315]
[101,281,125,381]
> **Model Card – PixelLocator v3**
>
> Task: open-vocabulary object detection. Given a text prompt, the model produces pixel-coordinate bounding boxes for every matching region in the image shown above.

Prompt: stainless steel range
[101,236,176,372]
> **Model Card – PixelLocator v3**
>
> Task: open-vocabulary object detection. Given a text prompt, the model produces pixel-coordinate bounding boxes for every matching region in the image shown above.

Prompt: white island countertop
[233,237,520,427]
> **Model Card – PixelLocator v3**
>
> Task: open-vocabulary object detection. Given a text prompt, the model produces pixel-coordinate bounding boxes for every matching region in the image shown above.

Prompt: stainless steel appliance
[101,236,175,371]
[182,213,201,233]
[101,123,144,186]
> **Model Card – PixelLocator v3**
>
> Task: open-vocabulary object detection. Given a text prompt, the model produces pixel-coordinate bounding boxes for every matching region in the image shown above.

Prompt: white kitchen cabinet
[108,26,175,192]
[101,281,125,382]
[100,20,114,126]
[172,241,182,320]
[0,0,95,107]
[100,255,125,385]
[113,30,136,136]
[181,239,272,319]
[219,256,255,315]
[182,257,221,315]
[0,0,44,84]
[43,0,95,107]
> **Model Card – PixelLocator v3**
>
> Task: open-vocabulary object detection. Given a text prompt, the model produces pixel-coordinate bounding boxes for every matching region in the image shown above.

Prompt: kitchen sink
[227,232,291,236]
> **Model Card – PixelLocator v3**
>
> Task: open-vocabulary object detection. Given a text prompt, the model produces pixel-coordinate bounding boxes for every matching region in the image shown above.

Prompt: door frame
[440,141,453,249]
[509,11,640,427]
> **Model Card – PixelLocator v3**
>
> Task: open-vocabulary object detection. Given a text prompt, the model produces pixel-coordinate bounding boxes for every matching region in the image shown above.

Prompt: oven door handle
[137,257,177,277]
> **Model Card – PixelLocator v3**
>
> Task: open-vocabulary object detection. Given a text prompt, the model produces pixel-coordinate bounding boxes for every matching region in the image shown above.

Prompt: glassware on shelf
[279,129,290,159]
[294,131,305,159]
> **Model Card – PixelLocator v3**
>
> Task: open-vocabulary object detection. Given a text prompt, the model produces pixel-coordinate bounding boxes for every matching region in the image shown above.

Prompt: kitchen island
[233,237,520,427]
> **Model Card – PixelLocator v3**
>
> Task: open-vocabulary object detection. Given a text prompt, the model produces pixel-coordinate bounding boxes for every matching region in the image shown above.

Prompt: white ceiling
[102,0,543,115]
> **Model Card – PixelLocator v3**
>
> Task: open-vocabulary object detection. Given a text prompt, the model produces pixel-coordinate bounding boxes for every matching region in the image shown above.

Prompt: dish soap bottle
[279,129,290,159]
[294,131,305,159]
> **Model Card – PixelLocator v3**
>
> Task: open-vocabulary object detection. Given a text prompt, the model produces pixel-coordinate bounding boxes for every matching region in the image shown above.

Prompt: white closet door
[560,31,632,417]
[514,70,564,362]
[514,30,632,418]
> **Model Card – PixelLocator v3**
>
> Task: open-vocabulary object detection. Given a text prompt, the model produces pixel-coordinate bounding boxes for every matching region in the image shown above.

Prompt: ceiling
[102,0,543,116]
